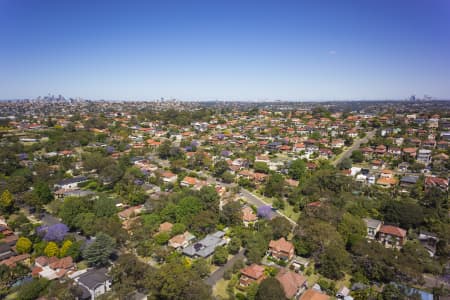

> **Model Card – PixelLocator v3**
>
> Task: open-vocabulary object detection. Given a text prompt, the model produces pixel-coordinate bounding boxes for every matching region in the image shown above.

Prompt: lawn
[76,260,88,270]
[213,278,231,300]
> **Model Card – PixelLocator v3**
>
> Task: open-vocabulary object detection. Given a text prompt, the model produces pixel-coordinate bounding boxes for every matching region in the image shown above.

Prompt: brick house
[239,264,266,287]
[268,237,295,261]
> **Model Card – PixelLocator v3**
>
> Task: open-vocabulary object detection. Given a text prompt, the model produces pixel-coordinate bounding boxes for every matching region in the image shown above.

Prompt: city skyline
[1,0,450,100]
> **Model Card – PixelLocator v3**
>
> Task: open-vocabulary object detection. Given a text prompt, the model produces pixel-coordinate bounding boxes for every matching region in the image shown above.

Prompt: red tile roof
[276,269,307,298]
[269,237,294,253]
[240,264,265,280]
[300,289,330,300]
[379,225,406,238]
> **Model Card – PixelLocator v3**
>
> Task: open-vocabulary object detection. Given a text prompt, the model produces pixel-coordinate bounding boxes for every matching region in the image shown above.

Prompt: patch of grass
[76,260,88,270]
[213,278,231,299]
[5,291,18,300]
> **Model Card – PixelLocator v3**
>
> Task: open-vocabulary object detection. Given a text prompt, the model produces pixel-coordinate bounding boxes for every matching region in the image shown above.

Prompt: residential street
[240,189,297,225]
[333,129,376,166]
[205,248,245,286]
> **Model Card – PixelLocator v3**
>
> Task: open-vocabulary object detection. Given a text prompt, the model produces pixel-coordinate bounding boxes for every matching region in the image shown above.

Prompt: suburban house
[242,206,257,226]
[400,176,419,189]
[239,264,266,287]
[363,218,382,240]
[293,143,306,153]
[182,231,227,258]
[336,286,352,299]
[378,225,407,249]
[180,176,198,187]
[118,205,144,220]
[54,176,88,190]
[276,268,308,299]
[158,222,173,233]
[416,149,432,165]
[268,237,295,261]
[376,177,398,188]
[418,232,440,257]
[168,231,195,249]
[72,268,112,300]
[425,176,449,191]
[299,289,330,300]
[160,171,177,183]
[32,256,76,280]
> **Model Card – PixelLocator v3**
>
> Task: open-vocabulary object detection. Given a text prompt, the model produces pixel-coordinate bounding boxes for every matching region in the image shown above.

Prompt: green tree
[220,201,242,226]
[381,284,406,300]
[33,182,53,205]
[93,197,117,217]
[228,237,241,254]
[59,197,89,228]
[212,246,229,265]
[16,237,32,254]
[338,157,352,170]
[0,190,13,213]
[350,150,364,163]
[214,160,229,177]
[171,223,186,236]
[59,240,73,257]
[111,254,154,299]
[221,171,235,183]
[270,217,292,239]
[17,278,50,300]
[191,258,210,279]
[65,241,82,261]
[158,140,172,159]
[245,233,268,264]
[255,277,287,300]
[265,173,285,197]
[317,245,350,280]
[150,259,212,300]
[337,212,366,246]
[154,232,170,245]
[44,242,59,257]
[254,162,269,174]
[382,199,424,229]
[288,159,307,180]
[83,232,116,267]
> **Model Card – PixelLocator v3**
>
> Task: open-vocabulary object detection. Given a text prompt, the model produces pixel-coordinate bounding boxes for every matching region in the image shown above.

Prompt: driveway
[205,248,245,286]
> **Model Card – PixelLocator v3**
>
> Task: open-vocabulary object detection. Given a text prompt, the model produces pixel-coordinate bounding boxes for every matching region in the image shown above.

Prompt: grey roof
[363,218,382,229]
[182,231,226,258]
[400,176,419,184]
[77,268,110,290]
[63,190,95,197]
[57,176,88,186]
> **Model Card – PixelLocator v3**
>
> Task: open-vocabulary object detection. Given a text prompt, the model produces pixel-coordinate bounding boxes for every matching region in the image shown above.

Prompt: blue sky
[1,0,450,101]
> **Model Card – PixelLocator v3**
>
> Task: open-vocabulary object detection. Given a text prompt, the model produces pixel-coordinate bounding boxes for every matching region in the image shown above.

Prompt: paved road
[149,154,297,225]
[205,248,245,286]
[240,189,297,226]
[333,129,376,166]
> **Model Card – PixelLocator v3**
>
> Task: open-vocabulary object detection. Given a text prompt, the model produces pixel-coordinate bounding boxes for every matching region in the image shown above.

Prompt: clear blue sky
[1,0,450,101]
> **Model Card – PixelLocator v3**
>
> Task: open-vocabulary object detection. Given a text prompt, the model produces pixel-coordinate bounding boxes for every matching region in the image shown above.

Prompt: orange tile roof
[376,177,398,185]
[182,176,197,185]
[299,289,330,300]
[242,206,257,222]
[379,225,406,238]
[269,237,294,253]
[159,222,173,232]
[240,264,265,280]
[276,269,307,298]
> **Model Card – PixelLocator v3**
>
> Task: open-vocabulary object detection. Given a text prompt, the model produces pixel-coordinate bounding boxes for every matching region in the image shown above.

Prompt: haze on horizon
[1,0,450,101]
